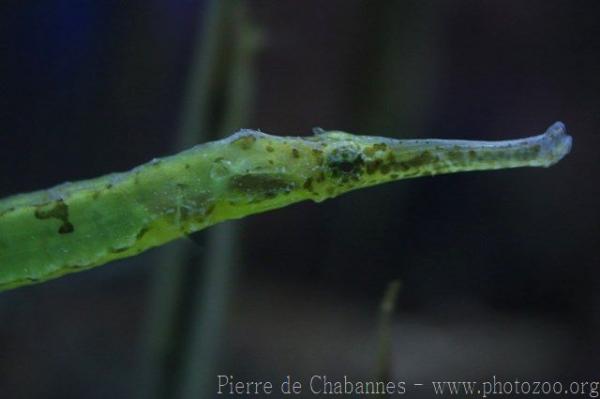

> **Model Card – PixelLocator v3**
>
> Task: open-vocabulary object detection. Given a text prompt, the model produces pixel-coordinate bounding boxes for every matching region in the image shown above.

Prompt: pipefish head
[309,130,400,195]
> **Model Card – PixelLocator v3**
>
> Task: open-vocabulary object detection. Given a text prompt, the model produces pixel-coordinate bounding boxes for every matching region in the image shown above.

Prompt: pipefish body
[0,122,572,291]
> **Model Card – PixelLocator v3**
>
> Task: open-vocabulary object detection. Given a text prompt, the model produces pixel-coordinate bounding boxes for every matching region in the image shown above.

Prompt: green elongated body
[0,122,572,291]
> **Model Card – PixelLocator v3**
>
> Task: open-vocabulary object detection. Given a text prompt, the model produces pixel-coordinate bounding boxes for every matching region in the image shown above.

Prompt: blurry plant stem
[137,1,261,399]
[376,280,402,385]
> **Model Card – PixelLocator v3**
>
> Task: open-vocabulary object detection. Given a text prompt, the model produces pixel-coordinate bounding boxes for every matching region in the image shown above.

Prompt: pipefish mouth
[0,122,572,291]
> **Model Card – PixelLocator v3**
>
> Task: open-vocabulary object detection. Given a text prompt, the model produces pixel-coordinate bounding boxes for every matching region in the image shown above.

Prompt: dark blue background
[0,1,598,398]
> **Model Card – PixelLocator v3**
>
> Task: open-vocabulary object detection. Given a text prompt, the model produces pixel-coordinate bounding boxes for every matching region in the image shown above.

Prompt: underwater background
[0,1,599,398]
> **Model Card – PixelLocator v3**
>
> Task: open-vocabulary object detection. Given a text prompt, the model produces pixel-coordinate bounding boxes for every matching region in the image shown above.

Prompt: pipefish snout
[0,122,572,291]
[536,121,573,166]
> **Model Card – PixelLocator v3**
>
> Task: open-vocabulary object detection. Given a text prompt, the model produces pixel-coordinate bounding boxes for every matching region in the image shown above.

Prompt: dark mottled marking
[106,183,113,189]
[266,145,274,152]
[179,207,192,222]
[58,223,74,234]
[380,164,391,175]
[390,173,399,179]
[232,134,256,150]
[268,159,274,165]
[229,174,293,198]
[136,226,150,240]
[366,160,382,174]
[292,148,300,158]
[205,202,216,216]
[447,149,463,162]
[185,163,191,169]
[336,161,358,174]
[303,177,313,192]
[34,200,75,234]
[92,191,101,200]
[110,246,131,254]
[176,192,216,224]
[327,148,364,178]
[364,143,389,157]
[394,150,436,171]
[516,146,538,160]
[468,150,476,160]
[311,150,325,166]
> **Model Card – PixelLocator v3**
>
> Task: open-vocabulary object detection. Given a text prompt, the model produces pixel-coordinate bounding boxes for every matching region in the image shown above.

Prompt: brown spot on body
[205,203,216,216]
[34,200,74,234]
[291,148,300,158]
[110,246,131,254]
[327,147,364,179]
[303,177,314,192]
[232,134,257,150]
[366,160,382,174]
[364,143,389,156]
[447,149,463,163]
[58,223,74,234]
[312,148,323,158]
[394,150,436,172]
[229,174,293,198]
[136,226,150,240]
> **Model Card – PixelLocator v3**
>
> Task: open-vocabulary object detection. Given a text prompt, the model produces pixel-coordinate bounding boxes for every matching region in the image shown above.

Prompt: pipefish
[0,122,572,291]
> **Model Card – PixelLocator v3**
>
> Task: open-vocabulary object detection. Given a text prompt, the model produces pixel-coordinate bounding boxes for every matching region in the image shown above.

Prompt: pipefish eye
[326,145,365,176]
